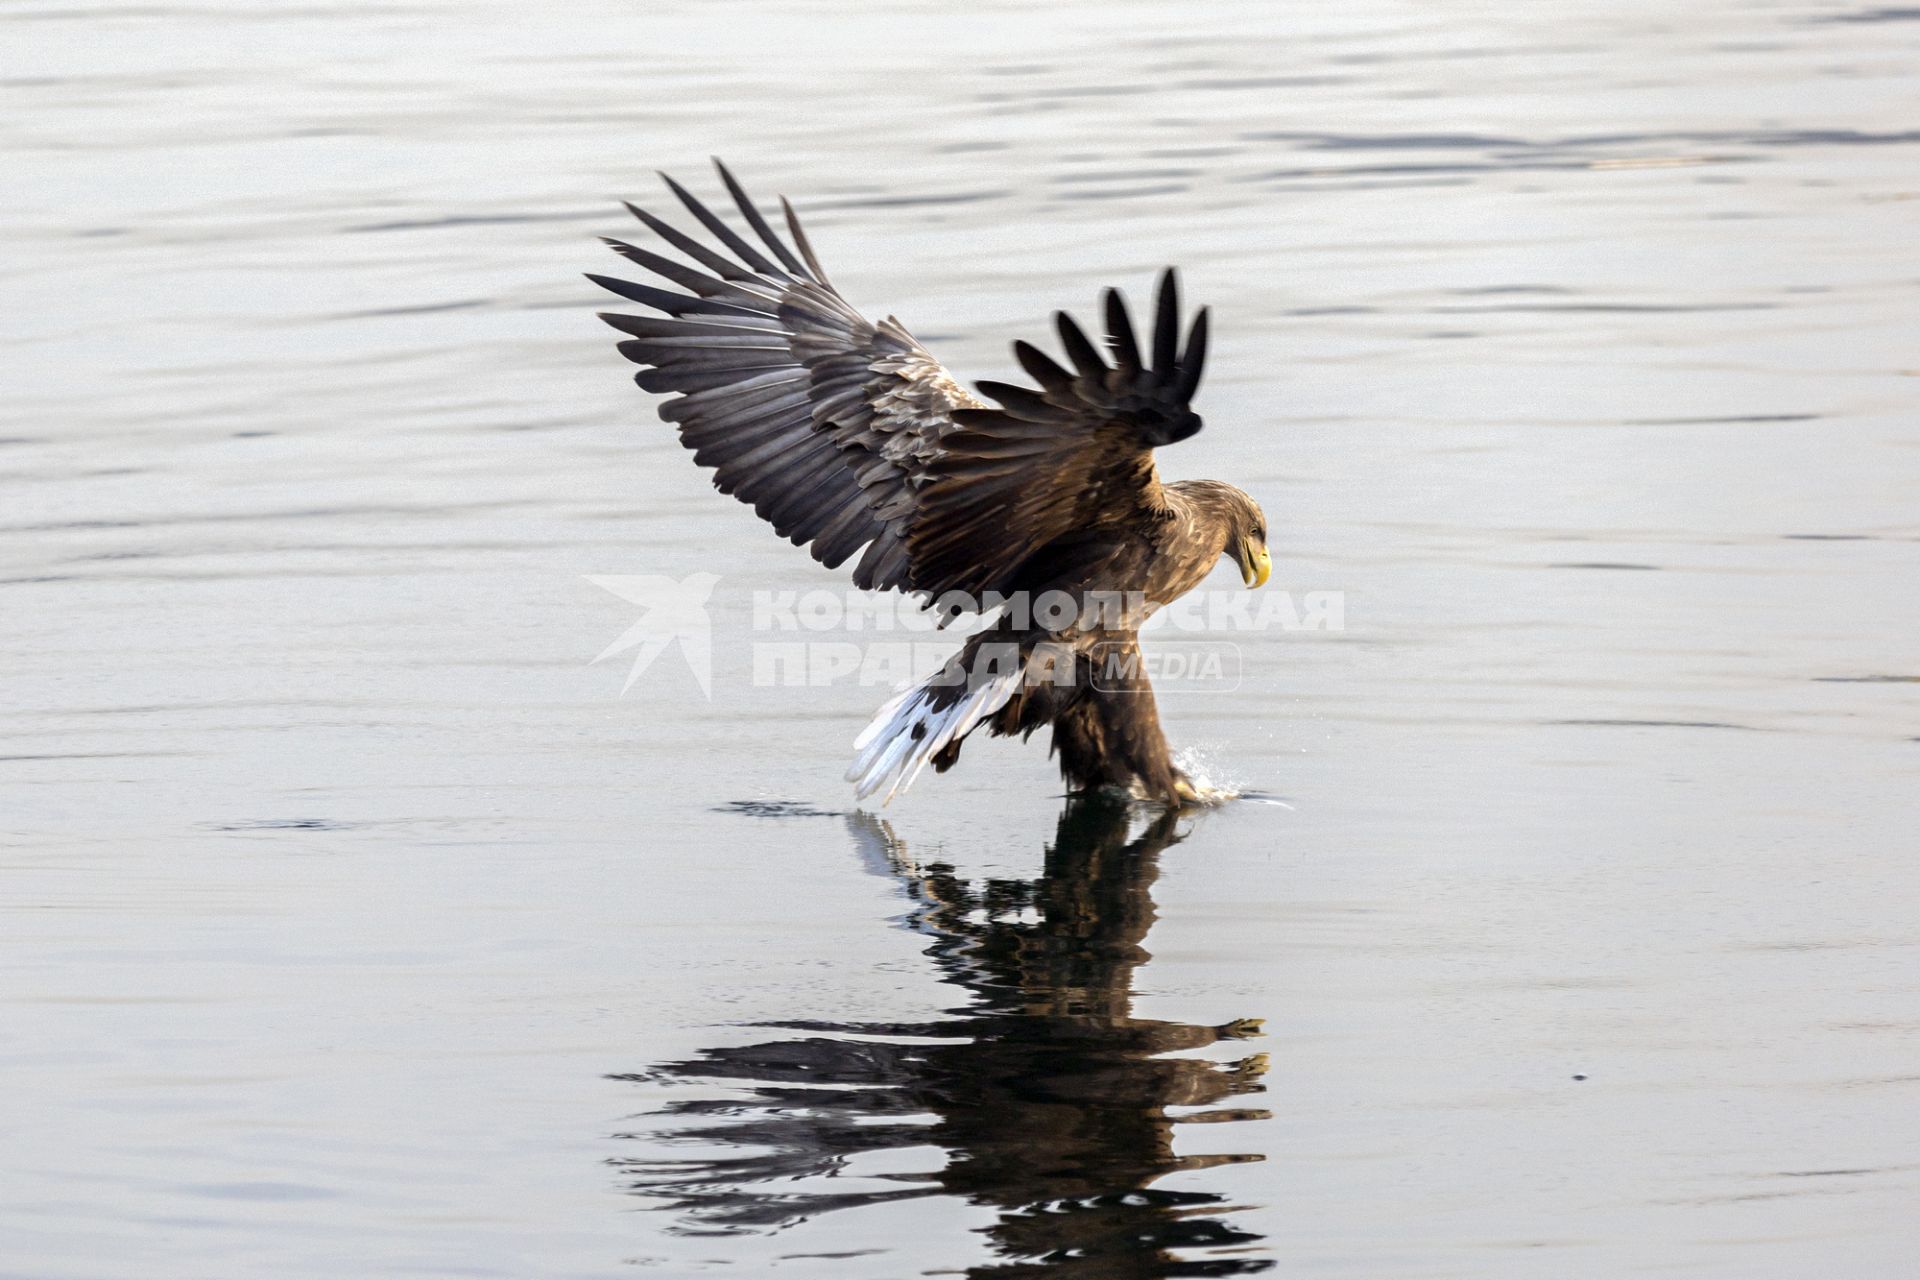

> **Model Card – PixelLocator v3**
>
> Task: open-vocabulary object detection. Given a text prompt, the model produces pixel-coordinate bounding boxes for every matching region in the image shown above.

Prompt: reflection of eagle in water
[592,162,1272,805]
[613,798,1271,1277]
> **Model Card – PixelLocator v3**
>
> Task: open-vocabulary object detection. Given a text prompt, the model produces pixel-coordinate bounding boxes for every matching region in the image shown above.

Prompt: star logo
[585,572,721,698]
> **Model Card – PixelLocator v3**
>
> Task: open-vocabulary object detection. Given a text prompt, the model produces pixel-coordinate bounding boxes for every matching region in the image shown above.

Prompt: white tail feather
[846,665,1024,804]
[852,685,917,752]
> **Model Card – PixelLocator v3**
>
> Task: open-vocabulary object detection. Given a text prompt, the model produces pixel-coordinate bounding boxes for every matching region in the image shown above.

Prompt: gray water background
[4,0,1918,1275]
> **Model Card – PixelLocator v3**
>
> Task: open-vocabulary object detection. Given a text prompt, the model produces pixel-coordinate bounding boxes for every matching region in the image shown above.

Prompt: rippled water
[5,0,1917,1275]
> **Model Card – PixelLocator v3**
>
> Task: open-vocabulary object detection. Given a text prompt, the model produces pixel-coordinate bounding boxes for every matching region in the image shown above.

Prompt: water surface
[3,0,1917,1275]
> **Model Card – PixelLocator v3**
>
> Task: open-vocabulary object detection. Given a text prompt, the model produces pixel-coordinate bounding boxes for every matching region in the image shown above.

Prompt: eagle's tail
[846,663,1025,805]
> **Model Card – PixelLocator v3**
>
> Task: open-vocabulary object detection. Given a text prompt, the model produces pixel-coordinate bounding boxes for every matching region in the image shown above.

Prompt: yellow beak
[1241,543,1272,589]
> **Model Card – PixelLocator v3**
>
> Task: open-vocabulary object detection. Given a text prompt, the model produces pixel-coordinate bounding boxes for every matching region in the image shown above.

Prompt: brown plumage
[592,161,1272,805]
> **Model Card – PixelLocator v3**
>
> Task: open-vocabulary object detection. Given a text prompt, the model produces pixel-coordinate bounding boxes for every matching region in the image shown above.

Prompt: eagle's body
[593,163,1271,806]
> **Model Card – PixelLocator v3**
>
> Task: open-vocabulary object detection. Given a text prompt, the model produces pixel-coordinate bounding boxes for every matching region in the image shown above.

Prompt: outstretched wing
[592,161,980,593]
[906,269,1210,608]
[592,163,1210,613]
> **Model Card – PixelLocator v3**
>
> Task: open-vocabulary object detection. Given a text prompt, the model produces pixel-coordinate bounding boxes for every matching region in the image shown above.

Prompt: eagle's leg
[1050,638,1193,807]
[924,631,1197,807]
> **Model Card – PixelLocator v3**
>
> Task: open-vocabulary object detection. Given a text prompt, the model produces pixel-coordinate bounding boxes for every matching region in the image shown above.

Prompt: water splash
[1174,744,1242,804]
[1171,745,1296,809]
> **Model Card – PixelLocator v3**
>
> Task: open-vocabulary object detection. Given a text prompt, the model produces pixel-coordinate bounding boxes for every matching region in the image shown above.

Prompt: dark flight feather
[1150,269,1180,378]
[714,159,807,276]
[779,198,835,288]
[1104,288,1141,370]
[623,202,757,282]
[658,171,785,279]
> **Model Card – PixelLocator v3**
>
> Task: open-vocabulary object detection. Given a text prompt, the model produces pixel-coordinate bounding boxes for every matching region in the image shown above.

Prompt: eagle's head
[1172,480,1271,589]
[1222,487,1272,589]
